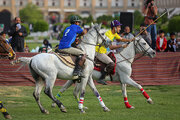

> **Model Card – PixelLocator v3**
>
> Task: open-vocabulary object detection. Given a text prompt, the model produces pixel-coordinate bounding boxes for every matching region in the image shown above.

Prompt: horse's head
[134,36,156,58]
[0,36,16,59]
[90,23,111,46]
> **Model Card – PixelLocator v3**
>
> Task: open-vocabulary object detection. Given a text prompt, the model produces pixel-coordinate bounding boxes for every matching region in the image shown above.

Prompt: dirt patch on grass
[0,86,24,97]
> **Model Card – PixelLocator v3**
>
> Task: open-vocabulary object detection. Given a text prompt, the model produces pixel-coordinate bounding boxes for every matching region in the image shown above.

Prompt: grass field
[26,43,58,51]
[0,85,180,120]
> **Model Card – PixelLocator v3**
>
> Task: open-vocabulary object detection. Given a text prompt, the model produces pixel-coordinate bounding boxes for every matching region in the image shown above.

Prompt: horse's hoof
[103,106,110,112]
[83,106,88,110]
[42,109,49,114]
[147,98,154,104]
[51,102,56,108]
[129,106,135,109]
[60,105,67,113]
[79,109,86,114]
[4,115,12,119]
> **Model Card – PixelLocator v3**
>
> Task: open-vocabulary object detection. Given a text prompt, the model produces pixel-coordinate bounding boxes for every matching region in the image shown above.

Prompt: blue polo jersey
[58,24,83,49]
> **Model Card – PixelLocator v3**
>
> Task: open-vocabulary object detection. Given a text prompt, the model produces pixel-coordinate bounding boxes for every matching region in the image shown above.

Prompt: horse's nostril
[153,52,156,54]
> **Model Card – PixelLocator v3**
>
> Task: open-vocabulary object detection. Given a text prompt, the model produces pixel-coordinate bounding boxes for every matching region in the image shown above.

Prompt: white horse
[51,36,156,109]
[13,24,111,114]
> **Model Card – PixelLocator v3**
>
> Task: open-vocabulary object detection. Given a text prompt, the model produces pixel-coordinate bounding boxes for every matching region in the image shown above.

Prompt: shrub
[21,23,30,35]
[168,16,180,32]
[34,20,48,32]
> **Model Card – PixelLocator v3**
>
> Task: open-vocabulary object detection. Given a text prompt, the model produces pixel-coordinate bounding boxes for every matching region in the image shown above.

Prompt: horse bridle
[81,26,106,47]
[117,38,152,64]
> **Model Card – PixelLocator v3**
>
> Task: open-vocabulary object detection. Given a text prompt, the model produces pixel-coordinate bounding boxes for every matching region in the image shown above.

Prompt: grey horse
[12,23,111,114]
[51,36,156,109]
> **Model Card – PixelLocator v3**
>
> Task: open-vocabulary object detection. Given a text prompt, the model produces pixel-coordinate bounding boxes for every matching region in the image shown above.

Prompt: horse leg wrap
[140,88,149,99]
[55,92,61,100]
[97,96,105,107]
[78,97,84,109]
[124,97,132,108]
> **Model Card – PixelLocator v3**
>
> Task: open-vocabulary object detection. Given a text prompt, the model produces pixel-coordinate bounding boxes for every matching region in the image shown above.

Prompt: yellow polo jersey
[95,30,121,54]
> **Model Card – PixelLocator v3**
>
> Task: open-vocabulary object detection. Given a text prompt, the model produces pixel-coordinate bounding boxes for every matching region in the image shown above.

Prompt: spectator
[42,39,52,49]
[121,26,134,39]
[143,0,158,50]
[116,26,134,53]
[29,24,33,33]
[166,32,178,52]
[39,39,52,53]
[8,17,28,52]
[156,30,167,52]
[38,47,48,53]
[139,23,152,46]
[0,31,9,43]
[24,45,30,53]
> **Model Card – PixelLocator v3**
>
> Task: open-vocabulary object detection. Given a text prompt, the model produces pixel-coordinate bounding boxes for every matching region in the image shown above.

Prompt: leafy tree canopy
[19,3,43,24]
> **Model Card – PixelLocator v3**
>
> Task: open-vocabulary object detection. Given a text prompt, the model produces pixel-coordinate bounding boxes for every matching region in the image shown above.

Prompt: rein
[81,26,106,47]
[116,38,151,64]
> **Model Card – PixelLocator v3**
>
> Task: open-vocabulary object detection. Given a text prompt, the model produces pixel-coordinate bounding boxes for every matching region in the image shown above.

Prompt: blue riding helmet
[110,20,122,28]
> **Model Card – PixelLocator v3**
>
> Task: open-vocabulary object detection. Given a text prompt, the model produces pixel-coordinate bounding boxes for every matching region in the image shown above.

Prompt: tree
[19,3,43,24]
[96,15,113,25]
[134,10,144,26]
[168,16,180,32]
[82,15,94,24]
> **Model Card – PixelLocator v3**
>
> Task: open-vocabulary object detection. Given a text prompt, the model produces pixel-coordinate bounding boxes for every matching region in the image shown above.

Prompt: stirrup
[73,78,81,83]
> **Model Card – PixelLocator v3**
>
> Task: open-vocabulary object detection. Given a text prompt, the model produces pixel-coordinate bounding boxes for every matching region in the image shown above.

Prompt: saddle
[53,49,86,69]
[94,52,116,75]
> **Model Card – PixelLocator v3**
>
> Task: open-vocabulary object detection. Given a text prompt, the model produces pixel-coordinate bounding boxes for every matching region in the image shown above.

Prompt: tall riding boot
[73,55,83,77]
[97,70,107,85]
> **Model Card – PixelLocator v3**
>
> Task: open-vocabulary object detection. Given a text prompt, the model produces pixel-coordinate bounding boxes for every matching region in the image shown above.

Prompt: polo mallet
[129,8,169,43]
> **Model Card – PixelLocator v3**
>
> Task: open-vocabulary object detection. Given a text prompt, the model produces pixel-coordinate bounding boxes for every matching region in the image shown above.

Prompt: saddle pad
[54,52,75,68]
[94,52,117,75]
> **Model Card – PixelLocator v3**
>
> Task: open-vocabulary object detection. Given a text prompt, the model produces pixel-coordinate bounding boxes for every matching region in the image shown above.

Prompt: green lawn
[1,85,180,120]
[26,43,58,51]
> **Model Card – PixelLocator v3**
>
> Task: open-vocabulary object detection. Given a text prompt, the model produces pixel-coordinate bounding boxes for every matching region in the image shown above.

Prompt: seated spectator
[39,39,52,53]
[116,26,134,53]
[139,23,152,46]
[38,47,48,53]
[121,26,134,39]
[166,32,178,52]
[42,39,52,49]
[0,31,9,43]
[156,30,167,52]
[24,45,30,53]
